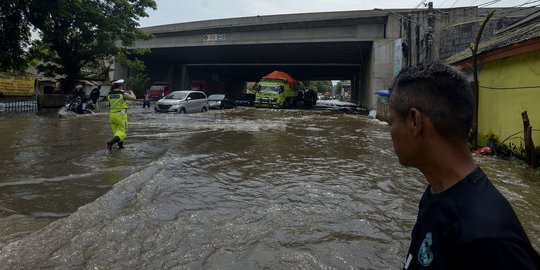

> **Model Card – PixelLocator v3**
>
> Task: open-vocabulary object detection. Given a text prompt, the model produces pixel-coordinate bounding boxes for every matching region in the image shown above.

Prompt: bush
[126,73,151,98]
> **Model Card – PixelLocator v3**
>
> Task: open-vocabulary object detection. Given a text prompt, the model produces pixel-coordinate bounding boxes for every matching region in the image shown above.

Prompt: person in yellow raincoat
[106,79,136,152]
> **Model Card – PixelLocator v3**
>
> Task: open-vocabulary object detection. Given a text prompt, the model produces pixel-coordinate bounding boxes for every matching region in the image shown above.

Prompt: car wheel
[178,108,186,114]
[201,107,207,113]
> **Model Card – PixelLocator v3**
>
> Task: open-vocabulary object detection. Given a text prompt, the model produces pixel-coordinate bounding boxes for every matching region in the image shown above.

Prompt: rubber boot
[107,136,120,152]
[118,141,124,149]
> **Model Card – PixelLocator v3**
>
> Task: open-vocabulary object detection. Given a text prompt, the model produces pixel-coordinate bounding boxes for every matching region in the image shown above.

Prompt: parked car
[207,94,236,109]
[235,93,256,106]
[154,90,208,113]
[147,82,172,100]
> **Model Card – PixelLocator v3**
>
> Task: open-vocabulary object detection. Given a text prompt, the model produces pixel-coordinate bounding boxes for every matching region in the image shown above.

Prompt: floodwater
[0,102,539,269]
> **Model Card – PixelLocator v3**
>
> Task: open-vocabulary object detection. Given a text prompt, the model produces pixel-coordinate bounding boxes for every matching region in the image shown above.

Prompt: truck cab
[253,78,298,108]
[147,82,172,100]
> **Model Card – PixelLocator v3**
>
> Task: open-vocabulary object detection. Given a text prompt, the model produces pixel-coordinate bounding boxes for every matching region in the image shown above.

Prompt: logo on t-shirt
[418,232,433,266]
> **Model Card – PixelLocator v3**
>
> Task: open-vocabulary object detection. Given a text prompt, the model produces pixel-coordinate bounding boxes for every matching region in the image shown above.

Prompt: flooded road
[1,103,539,269]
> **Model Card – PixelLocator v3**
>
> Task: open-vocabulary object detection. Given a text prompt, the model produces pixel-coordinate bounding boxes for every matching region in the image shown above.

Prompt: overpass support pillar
[179,65,191,89]
[230,80,245,97]
[351,74,360,105]
[351,67,367,108]
[111,58,129,81]
[365,39,398,110]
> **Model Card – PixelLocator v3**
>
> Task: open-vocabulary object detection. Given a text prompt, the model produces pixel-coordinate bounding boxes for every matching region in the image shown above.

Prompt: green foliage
[334,81,343,95]
[297,81,333,95]
[116,48,152,72]
[83,59,114,81]
[126,73,151,98]
[0,0,32,72]
[297,81,312,90]
[2,0,156,92]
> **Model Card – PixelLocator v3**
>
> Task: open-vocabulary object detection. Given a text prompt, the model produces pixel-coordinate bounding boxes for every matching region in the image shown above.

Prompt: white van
[154,90,209,113]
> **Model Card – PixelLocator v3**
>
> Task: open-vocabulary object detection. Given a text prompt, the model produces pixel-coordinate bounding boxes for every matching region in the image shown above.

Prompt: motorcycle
[59,97,93,117]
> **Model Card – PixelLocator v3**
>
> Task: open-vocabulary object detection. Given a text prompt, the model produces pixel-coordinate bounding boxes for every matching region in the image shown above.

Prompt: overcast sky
[138,0,535,27]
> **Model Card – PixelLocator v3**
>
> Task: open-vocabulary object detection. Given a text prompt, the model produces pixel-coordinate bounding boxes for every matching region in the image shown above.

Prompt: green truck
[253,71,301,108]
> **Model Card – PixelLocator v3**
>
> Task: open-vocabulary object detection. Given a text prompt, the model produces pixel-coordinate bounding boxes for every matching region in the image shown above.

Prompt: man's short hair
[389,61,474,142]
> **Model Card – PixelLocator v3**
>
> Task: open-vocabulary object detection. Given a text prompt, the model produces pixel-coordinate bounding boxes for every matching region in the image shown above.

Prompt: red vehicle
[147,82,172,100]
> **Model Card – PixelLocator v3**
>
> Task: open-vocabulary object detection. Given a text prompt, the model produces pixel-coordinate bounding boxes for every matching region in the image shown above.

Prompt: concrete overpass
[115,6,540,109]
[120,10,401,109]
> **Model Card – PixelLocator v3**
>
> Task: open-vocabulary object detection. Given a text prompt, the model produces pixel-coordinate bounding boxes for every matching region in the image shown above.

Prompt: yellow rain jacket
[107,90,135,141]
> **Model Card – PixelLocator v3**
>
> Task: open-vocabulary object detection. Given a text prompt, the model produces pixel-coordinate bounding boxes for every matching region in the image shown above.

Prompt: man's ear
[408,108,424,136]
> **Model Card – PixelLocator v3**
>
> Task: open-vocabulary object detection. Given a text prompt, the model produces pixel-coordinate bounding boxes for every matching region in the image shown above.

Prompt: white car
[154,90,209,113]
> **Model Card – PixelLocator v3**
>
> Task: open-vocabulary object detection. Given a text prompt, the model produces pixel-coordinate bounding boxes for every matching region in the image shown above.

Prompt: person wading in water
[106,79,136,152]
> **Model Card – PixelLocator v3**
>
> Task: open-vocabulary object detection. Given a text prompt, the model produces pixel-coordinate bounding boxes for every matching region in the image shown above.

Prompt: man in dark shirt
[90,86,101,104]
[388,61,540,269]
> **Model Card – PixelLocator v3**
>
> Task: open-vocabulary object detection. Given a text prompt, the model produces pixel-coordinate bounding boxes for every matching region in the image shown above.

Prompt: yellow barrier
[0,74,36,96]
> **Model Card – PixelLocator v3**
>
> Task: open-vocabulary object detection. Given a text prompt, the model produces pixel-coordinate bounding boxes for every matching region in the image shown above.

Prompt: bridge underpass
[141,41,373,100]
[121,7,534,109]
[127,10,397,108]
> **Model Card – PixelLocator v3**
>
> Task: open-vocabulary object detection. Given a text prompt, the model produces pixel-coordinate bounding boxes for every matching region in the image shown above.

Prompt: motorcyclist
[67,84,88,114]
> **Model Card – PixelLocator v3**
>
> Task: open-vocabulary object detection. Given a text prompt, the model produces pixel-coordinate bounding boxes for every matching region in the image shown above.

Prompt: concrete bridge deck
[120,7,536,108]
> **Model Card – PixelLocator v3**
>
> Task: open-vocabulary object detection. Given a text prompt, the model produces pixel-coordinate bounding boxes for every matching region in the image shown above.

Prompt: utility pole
[407,13,412,66]
[470,10,495,149]
[425,2,434,61]
[416,25,421,64]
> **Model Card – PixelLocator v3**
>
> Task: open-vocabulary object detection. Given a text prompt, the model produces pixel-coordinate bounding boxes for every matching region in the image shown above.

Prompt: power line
[374,8,427,29]
[499,0,540,10]
[415,0,428,9]
[518,0,540,5]
[478,0,503,7]
[436,0,539,17]
[440,0,451,7]
[476,0,540,18]
[437,0,538,11]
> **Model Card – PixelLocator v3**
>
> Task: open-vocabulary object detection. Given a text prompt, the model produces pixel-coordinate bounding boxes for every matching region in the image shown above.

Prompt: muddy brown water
[0,103,539,269]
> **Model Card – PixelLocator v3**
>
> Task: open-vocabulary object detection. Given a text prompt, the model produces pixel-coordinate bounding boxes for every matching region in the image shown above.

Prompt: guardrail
[0,96,38,113]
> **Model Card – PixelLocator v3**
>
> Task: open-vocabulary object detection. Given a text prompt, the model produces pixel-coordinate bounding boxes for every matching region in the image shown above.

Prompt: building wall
[477,50,540,149]
[439,17,521,60]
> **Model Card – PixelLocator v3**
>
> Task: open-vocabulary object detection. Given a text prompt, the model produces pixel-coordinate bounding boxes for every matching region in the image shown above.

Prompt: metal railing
[0,96,38,113]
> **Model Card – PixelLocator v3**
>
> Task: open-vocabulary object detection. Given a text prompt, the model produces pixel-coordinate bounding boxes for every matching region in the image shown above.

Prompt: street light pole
[425,2,435,61]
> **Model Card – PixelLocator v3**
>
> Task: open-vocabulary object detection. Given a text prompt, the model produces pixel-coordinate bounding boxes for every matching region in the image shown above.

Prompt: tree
[297,81,316,91]
[1,0,156,93]
[469,10,495,149]
[334,81,343,95]
[298,80,333,95]
[0,0,31,72]
[126,72,151,98]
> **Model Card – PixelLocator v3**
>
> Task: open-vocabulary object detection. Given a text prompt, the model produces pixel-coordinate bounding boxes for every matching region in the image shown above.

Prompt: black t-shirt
[90,88,100,100]
[403,166,540,269]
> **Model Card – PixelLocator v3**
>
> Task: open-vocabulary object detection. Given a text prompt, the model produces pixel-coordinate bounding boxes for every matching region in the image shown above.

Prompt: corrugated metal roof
[445,10,540,64]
